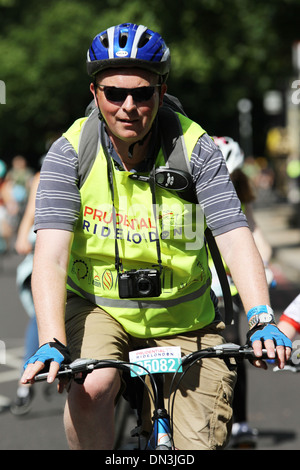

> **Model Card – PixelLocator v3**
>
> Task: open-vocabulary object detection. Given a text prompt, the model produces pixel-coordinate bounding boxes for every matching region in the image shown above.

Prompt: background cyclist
[278,294,300,341]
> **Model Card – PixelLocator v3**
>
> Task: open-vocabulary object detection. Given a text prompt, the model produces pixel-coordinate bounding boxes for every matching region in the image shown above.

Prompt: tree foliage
[0,0,299,165]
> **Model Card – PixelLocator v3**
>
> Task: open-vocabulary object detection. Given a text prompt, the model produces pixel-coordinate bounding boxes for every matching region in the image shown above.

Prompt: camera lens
[137,276,152,296]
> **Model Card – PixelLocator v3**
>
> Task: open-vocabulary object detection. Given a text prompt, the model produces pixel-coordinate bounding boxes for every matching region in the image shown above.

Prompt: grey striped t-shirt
[34,132,248,235]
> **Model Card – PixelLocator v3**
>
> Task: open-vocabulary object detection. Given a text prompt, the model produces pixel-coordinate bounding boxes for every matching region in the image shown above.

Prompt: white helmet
[213,136,244,174]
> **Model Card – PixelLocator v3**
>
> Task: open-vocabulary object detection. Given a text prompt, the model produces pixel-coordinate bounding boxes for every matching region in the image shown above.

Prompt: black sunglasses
[96,85,160,103]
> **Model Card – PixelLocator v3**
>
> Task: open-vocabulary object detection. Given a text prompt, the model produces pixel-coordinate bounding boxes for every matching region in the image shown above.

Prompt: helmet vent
[99,33,109,49]
[138,33,151,49]
[119,32,128,48]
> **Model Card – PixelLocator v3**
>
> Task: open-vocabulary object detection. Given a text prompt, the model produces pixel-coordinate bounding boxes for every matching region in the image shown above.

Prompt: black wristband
[246,324,266,346]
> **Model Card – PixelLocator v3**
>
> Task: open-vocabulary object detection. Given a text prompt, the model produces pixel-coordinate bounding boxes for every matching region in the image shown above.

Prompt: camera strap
[149,161,163,274]
[100,122,122,273]
[100,121,163,275]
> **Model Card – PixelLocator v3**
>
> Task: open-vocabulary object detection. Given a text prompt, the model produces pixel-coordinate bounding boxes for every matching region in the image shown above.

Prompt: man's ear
[90,82,97,105]
[159,83,168,107]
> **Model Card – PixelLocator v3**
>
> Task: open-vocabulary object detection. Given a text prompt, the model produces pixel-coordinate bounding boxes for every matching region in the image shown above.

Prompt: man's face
[90,68,167,146]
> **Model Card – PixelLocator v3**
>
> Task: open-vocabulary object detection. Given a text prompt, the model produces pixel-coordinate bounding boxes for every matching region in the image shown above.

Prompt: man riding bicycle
[21,23,291,450]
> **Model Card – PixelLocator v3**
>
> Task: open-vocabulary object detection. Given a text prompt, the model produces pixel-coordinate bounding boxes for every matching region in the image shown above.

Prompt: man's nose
[122,93,137,110]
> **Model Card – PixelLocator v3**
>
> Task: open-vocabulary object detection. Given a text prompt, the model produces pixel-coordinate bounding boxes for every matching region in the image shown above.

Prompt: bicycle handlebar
[34,358,137,382]
[181,342,270,367]
[33,342,270,383]
[33,342,274,450]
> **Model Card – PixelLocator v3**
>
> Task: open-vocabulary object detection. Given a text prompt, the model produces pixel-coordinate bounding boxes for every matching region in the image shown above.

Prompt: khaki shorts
[65,293,237,450]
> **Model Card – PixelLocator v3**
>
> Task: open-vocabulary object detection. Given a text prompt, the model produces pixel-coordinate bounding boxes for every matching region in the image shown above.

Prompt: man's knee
[67,368,121,409]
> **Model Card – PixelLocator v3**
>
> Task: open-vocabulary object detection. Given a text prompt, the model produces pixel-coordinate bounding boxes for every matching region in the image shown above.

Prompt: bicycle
[34,342,271,450]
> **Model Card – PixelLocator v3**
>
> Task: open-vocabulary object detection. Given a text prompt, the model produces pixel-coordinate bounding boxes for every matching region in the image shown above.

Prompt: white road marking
[0,346,23,384]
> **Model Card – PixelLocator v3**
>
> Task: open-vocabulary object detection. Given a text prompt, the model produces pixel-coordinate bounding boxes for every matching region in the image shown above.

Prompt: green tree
[0,0,300,164]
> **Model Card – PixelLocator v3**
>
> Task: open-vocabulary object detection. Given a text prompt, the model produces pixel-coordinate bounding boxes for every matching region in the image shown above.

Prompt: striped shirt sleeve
[34,137,81,232]
[190,133,248,236]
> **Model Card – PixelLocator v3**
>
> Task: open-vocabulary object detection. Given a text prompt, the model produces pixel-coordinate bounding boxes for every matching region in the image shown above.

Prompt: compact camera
[118,269,161,298]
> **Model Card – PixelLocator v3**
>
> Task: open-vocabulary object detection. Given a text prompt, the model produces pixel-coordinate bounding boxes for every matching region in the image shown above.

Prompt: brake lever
[34,358,100,383]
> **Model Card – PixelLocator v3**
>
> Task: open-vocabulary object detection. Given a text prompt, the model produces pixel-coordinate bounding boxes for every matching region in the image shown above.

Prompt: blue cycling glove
[247,324,292,349]
[24,338,71,370]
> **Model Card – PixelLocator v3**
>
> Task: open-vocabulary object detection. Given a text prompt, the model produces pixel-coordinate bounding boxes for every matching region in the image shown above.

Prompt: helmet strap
[92,80,104,121]
[128,127,152,159]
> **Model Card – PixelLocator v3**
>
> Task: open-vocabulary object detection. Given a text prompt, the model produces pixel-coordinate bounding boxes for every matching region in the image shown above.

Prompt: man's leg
[64,294,129,449]
[64,368,121,450]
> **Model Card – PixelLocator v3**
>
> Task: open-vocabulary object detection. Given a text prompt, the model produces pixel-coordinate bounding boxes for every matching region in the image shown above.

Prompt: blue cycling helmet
[87,23,170,81]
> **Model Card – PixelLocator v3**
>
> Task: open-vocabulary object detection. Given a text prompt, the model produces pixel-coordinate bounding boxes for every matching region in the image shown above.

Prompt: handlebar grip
[242,348,270,359]
[34,372,50,382]
[34,367,73,382]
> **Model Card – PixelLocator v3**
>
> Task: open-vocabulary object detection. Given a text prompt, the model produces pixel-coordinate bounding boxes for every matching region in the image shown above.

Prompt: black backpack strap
[157,106,197,203]
[77,106,100,188]
[163,93,187,116]
[204,227,233,325]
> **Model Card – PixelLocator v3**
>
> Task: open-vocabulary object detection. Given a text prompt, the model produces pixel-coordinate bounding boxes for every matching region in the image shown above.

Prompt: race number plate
[129,346,182,377]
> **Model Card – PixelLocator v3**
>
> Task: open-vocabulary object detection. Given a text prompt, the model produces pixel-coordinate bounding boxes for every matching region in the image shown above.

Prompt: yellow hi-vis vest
[63,111,215,338]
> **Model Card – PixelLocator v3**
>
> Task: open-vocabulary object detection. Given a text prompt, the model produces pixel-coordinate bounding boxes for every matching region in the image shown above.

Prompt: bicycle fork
[147,374,173,450]
[148,408,173,450]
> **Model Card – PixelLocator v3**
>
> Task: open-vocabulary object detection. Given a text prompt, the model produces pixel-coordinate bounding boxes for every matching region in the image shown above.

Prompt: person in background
[1,155,34,236]
[0,159,13,253]
[278,294,300,341]
[10,171,40,415]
